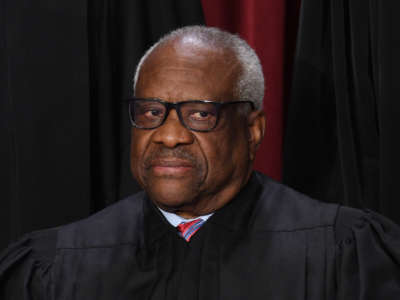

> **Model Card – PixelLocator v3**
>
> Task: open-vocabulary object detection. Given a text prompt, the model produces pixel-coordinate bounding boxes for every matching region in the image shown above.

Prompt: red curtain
[201,0,300,181]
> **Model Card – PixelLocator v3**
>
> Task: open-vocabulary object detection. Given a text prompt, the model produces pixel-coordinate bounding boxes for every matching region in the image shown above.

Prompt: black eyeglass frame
[127,97,255,132]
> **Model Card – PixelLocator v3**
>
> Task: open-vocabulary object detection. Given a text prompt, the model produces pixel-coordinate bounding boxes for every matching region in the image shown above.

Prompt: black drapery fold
[0,0,93,252]
[283,0,400,224]
[0,0,204,250]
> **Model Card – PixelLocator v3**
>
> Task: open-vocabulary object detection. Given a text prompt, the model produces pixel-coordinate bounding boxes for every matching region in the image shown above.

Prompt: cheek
[130,130,151,182]
[197,125,249,178]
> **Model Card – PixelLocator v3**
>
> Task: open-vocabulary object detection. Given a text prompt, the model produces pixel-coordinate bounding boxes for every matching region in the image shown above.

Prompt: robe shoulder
[253,173,400,297]
[57,191,146,249]
[1,191,146,270]
[0,192,147,299]
[254,172,400,249]
[0,227,58,275]
[334,205,400,244]
[1,191,146,268]
[0,228,57,299]
[251,172,340,231]
[334,206,400,298]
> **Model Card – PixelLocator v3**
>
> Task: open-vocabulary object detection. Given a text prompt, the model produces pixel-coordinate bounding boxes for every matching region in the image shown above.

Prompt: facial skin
[131,37,265,218]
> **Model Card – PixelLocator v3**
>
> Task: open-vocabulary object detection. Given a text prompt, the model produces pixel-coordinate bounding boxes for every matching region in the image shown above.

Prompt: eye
[135,103,165,120]
[144,109,163,118]
[190,110,215,121]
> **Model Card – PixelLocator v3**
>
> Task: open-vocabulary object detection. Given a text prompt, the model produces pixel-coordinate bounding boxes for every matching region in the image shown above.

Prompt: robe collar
[143,171,263,245]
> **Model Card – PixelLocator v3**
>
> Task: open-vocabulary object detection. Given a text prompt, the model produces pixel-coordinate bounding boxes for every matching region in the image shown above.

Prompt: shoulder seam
[209,221,334,233]
[56,242,139,250]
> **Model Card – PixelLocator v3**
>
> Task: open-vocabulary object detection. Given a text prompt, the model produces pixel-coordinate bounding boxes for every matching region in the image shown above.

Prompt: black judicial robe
[1,172,400,299]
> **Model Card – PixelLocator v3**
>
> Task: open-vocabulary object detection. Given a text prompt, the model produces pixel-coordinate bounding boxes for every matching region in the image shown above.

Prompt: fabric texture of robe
[1,171,400,299]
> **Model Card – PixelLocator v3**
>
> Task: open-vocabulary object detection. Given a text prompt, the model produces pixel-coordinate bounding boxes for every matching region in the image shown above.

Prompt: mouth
[149,159,194,177]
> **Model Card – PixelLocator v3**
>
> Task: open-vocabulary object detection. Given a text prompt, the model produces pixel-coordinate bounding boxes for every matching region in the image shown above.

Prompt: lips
[149,159,194,176]
[151,159,193,167]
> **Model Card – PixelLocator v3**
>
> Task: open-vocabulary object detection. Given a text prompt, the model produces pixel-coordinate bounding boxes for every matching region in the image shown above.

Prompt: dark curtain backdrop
[0,0,204,250]
[283,0,400,224]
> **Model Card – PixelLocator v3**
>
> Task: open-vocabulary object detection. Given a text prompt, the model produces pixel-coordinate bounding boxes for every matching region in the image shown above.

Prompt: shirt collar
[158,207,213,227]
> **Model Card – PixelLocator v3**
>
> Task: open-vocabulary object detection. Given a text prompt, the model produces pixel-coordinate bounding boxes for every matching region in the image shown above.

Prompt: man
[1,26,399,299]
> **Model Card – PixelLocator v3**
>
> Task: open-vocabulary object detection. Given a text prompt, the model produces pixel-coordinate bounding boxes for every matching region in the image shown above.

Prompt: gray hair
[133,25,264,110]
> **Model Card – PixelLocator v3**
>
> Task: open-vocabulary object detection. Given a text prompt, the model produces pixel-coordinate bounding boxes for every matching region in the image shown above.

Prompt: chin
[152,193,196,211]
[145,177,200,208]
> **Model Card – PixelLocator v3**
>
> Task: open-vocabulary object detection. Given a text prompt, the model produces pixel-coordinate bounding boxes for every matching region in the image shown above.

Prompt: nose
[151,109,195,148]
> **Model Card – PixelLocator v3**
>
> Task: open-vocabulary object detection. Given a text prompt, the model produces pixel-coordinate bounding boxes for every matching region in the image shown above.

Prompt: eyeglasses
[128,98,254,132]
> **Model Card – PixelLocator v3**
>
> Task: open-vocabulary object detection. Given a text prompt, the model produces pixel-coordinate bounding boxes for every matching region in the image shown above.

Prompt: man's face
[130,39,264,218]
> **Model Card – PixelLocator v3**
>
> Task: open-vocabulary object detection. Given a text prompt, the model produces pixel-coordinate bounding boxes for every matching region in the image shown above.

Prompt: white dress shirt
[158,207,213,227]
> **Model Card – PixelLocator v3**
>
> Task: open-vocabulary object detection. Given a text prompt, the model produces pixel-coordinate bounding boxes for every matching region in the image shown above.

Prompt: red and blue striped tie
[177,219,205,242]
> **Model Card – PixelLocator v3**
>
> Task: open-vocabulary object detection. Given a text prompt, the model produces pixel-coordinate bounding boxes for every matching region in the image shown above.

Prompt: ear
[247,110,266,161]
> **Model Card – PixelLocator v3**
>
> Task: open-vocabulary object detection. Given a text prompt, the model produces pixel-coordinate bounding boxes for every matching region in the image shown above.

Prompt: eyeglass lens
[131,100,219,131]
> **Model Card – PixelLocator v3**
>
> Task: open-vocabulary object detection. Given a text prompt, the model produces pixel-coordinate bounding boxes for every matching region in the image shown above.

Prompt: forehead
[135,39,241,102]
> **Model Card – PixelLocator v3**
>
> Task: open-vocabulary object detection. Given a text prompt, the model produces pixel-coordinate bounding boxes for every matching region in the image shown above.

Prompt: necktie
[177,218,205,242]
